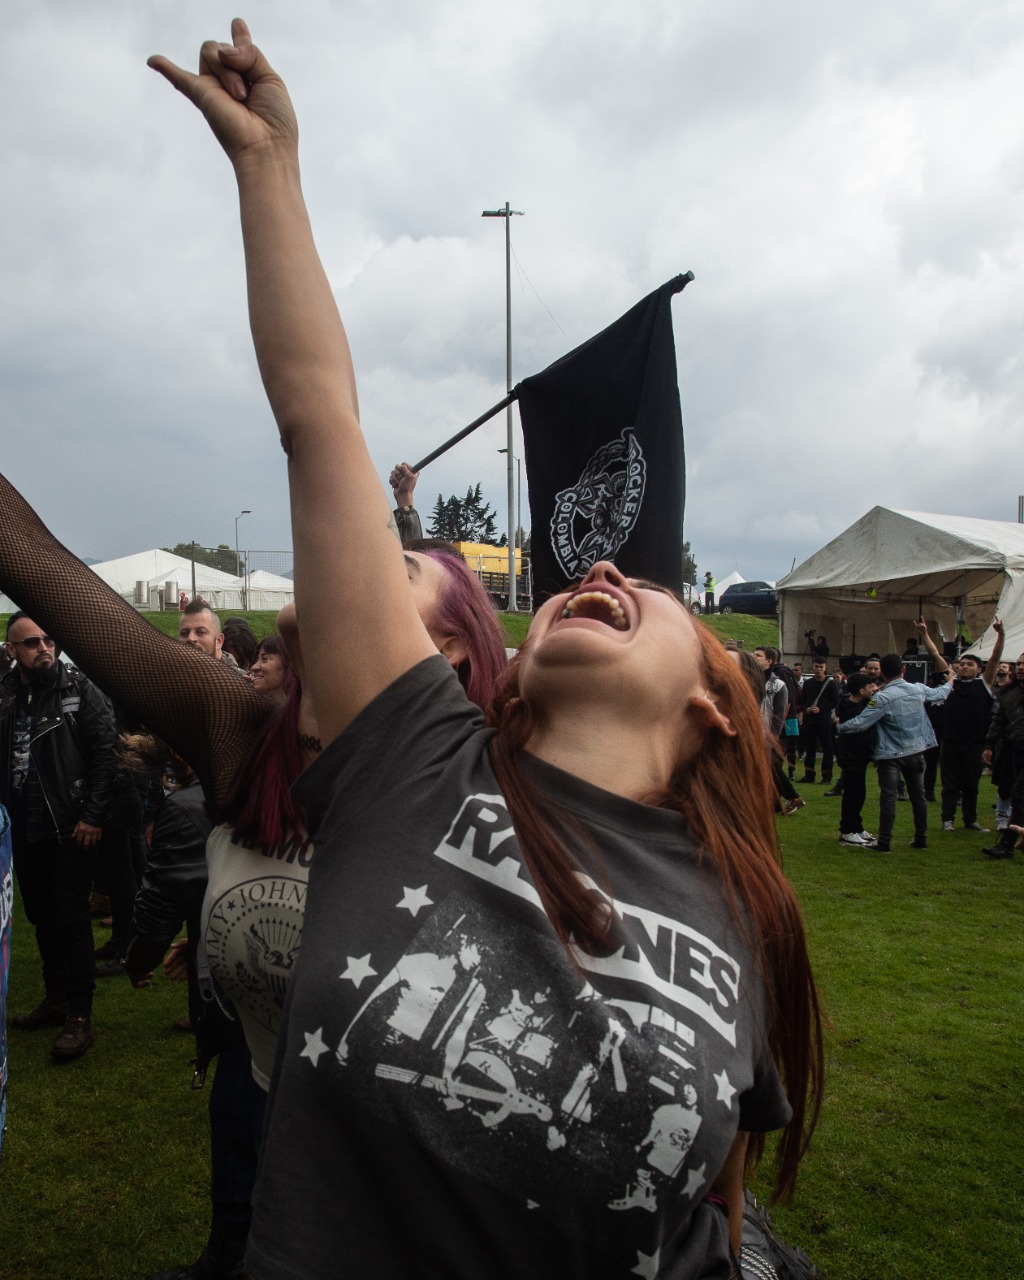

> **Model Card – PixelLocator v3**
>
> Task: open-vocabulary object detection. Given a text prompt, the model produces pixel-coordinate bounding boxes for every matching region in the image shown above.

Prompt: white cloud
[2,0,1023,582]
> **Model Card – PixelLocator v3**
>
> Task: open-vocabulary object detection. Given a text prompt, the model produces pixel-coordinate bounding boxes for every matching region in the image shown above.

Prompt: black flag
[516,275,689,604]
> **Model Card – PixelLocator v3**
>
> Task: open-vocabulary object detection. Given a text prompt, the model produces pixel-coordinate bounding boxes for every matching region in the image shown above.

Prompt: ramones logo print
[204,875,306,1031]
[549,429,646,578]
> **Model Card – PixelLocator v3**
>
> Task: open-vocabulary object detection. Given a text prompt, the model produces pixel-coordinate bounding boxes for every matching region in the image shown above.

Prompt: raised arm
[149,21,434,747]
[983,618,1005,687]
[914,617,948,673]
[0,470,270,811]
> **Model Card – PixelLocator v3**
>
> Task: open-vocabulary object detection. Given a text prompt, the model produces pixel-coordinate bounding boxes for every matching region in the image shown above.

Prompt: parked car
[679,582,703,616]
[717,581,778,615]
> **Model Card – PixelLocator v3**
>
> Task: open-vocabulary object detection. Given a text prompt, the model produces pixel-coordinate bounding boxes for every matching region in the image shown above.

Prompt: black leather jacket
[127,781,211,970]
[125,782,242,1078]
[986,682,1024,752]
[0,661,118,836]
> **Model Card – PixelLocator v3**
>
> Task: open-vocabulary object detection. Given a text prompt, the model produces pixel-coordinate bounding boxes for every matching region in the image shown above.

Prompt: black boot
[982,832,1016,860]
[146,1223,249,1280]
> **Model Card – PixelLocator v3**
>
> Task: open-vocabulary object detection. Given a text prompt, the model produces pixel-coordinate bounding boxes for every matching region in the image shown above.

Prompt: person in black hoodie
[939,620,1003,833]
[834,674,879,846]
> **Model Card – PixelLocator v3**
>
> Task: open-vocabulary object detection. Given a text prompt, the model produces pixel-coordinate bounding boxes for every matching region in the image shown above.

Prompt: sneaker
[910,837,928,849]
[823,786,843,797]
[860,831,874,840]
[95,958,127,979]
[52,1015,94,1060]
[94,939,123,962]
[11,996,69,1030]
[781,797,806,816]
[942,820,955,832]
[865,839,891,851]
[964,823,989,833]
[839,832,870,846]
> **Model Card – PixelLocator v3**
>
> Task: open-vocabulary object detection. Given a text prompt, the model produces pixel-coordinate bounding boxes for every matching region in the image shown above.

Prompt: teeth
[561,590,629,630]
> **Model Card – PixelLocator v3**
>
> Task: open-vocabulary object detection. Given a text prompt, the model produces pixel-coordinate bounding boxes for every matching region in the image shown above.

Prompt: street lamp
[497,448,522,550]
[235,510,251,609]
[482,202,524,609]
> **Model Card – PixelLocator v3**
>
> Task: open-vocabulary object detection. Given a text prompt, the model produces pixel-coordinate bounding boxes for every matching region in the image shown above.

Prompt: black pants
[940,740,984,825]
[876,753,928,847]
[210,1040,267,1227]
[801,715,834,779]
[13,834,95,1016]
[923,745,940,798]
[839,762,868,835]
[772,756,799,802]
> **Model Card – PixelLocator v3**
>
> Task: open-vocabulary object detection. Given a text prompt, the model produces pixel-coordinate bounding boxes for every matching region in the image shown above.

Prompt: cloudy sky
[3,1,1022,585]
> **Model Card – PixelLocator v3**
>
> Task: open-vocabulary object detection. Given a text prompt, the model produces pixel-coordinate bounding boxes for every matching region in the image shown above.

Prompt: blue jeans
[876,753,928,847]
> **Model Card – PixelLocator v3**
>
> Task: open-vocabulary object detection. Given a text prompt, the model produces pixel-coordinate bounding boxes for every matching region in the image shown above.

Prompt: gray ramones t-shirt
[248,657,790,1280]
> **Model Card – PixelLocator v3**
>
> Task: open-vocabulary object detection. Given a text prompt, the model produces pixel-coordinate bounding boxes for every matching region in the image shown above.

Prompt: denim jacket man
[838,673,952,759]
[838,634,952,852]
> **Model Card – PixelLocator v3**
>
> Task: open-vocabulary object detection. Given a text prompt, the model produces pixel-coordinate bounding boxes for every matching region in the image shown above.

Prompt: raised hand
[389,462,420,508]
[148,17,296,165]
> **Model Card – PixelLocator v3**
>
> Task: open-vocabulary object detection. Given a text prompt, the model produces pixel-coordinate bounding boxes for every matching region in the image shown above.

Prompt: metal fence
[136,546,532,615]
[130,547,295,613]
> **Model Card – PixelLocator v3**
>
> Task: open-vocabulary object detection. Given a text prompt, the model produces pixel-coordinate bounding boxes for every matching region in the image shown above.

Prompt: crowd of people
[742,624,1024,858]
[0,18,1018,1280]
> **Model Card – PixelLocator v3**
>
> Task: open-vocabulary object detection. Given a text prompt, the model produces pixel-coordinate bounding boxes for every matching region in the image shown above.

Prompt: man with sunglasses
[1,613,117,1059]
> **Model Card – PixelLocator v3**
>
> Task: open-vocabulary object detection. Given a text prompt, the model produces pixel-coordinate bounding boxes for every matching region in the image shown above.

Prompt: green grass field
[2,608,532,654]
[8,607,1018,1278]
[2,604,778,657]
[3,768,1019,1278]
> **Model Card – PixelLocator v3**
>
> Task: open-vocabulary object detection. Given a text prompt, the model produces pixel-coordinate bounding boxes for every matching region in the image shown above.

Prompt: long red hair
[487,615,823,1202]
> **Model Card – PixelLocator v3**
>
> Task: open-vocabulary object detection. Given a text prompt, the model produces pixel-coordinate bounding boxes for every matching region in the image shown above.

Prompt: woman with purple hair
[0,468,508,1279]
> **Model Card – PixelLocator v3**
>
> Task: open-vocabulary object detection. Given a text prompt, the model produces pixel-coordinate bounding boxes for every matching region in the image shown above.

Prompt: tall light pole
[482,201,524,609]
[498,448,522,550]
[235,509,251,609]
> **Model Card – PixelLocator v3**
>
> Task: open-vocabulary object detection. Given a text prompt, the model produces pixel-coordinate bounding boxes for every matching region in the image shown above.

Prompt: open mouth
[561,589,629,630]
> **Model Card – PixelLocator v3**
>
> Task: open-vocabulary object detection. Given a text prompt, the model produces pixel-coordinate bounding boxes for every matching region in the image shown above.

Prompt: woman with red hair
[148,21,823,1280]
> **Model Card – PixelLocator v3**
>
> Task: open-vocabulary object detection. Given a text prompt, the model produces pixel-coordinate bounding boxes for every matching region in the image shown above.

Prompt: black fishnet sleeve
[0,471,272,813]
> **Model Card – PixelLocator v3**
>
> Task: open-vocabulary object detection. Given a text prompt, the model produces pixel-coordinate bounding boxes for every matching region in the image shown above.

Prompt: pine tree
[426,485,499,544]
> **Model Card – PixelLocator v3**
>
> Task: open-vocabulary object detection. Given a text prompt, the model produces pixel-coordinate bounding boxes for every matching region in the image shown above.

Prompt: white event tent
[776,508,1024,663]
[0,548,294,616]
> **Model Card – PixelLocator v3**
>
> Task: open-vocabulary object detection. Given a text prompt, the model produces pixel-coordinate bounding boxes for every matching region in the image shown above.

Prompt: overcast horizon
[3,2,1023,587]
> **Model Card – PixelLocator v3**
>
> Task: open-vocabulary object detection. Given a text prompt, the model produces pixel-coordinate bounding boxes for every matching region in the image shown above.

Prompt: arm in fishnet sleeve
[0,471,271,811]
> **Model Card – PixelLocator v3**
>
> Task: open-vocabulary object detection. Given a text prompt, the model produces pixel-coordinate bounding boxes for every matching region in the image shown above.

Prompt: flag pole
[410,391,517,473]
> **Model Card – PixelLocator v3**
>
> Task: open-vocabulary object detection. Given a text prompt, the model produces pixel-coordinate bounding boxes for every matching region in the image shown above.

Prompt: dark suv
[717,581,778,615]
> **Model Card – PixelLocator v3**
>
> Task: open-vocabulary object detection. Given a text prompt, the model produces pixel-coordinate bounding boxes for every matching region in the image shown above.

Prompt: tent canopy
[776,507,1024,663]
[0,549,295,617]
